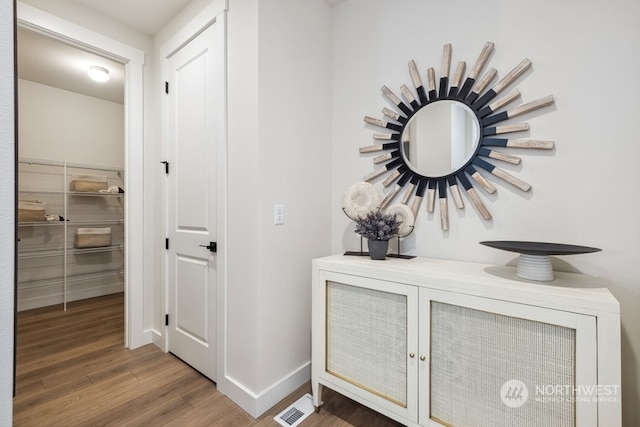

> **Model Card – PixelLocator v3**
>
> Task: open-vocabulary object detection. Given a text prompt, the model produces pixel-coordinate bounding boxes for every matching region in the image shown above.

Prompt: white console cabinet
[311,255,621,427]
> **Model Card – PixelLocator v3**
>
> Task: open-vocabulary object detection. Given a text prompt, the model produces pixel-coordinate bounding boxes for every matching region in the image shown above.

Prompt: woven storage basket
[75,227,111,248]
[70,174,108,192]
[18,200,46,222]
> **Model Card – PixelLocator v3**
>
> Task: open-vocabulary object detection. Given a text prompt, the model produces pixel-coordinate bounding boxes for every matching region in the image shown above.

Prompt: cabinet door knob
[409,352,415,358]
[420,355,426,361]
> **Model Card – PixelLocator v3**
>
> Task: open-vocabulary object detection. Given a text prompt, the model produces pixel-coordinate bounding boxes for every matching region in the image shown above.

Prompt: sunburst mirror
[360,42,555,230]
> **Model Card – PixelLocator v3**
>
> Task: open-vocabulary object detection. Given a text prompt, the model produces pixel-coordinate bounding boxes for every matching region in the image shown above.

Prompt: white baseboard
[127,328,152,350]
[149,329,162,345]
[17,286,123,312]
[219,362,311,418]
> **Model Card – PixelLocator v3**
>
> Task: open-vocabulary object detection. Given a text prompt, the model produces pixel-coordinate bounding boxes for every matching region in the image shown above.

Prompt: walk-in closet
[16,27,125,312]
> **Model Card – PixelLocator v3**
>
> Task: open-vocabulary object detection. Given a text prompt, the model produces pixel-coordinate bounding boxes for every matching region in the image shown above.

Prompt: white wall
[152,0,332,417]
[331,0,640,425]
[254,0,332,404]
[18,79,124,167]
[225,0,261,404]
[224,0,333,415]
[0,0,15,423]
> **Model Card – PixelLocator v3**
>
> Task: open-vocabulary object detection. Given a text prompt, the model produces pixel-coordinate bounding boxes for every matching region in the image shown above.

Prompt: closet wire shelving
[18,158,125,311]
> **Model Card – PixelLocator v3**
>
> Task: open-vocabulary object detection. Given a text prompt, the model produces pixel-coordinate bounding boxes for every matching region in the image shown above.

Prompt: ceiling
[16,0,194,104]
[70,0,345,35]
[71,0,194,36]
[17,27,125,104]
[17,0,346,104]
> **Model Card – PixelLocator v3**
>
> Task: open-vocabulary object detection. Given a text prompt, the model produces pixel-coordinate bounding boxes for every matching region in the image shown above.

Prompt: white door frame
[160,0,228,386]
[16,2,148,349]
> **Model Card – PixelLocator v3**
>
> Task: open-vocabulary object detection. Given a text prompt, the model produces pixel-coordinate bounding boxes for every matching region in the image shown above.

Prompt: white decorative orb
[342,182,382,219]
[385,203,415,236]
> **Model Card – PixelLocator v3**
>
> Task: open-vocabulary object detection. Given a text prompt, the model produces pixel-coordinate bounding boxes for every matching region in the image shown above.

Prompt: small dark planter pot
[368,239,389,260]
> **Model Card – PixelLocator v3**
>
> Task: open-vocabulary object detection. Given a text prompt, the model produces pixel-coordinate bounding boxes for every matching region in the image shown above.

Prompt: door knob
[199,241,217,253]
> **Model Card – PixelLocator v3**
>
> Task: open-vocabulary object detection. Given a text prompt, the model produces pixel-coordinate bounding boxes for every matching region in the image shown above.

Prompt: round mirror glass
[400,100,481,177]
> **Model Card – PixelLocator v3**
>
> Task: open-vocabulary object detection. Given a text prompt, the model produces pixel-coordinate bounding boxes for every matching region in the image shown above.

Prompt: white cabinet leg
[312,381,324,411]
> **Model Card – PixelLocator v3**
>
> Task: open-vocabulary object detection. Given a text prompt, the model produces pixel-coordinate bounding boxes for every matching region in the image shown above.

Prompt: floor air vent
[274,393,314,427]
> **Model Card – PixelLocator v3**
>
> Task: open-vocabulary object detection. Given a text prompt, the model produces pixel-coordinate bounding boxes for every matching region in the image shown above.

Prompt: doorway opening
[15,2,147,353]
[16,27,126,313]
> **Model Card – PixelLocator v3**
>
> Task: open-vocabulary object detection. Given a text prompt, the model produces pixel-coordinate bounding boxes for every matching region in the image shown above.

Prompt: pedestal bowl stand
[480,241,601,281]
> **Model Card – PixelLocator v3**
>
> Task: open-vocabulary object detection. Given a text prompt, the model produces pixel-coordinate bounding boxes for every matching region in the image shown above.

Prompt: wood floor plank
[15,335,124,378]
[15,347,121,401]
[78,370,202,426]
[119,395,194,426]
[13,371,140,426]
[68,359,192,419]
[14,293,402,426]
[84,345,163,384]
[174,374,217,407]
[163,391,232,426]
[128,351,186,381]
[13,374,94,415]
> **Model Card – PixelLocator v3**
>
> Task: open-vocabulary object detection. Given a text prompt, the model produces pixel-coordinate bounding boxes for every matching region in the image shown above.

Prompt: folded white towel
[99,185,120,194]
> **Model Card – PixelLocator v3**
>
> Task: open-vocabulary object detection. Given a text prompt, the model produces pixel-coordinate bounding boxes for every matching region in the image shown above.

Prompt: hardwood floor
[14,293,403,426]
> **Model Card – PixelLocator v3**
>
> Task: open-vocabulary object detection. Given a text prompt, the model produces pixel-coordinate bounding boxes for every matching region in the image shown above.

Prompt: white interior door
[166,22,221,382]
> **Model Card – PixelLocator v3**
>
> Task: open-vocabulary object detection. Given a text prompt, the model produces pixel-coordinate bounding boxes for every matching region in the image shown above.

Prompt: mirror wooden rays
[360,42,555,230]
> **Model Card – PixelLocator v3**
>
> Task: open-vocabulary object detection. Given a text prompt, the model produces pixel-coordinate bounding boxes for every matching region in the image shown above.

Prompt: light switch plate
[274,204,284,225]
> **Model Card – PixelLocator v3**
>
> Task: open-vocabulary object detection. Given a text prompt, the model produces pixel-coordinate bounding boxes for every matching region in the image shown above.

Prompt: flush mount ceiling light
[88,65,109,83]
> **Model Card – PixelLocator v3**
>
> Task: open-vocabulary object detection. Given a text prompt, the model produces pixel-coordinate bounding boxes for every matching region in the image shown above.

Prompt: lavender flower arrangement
[354,210,400,241]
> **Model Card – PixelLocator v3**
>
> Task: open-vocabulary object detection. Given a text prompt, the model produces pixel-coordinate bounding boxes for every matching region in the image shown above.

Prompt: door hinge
[165,238,169,250]
[160,161,169,174]
[165,81,169,94]
[165,314,169,326]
